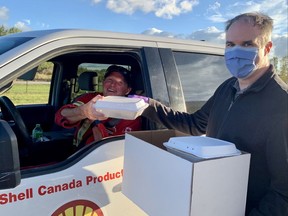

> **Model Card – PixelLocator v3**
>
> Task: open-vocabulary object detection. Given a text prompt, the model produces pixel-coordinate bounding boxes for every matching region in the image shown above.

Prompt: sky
[0,0,287,57]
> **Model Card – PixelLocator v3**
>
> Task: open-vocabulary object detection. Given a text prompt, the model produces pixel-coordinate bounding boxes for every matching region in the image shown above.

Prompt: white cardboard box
[122,130,250,216]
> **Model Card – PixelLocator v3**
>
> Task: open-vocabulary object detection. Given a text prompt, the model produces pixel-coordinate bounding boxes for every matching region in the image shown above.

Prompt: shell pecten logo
[52,199,104,216]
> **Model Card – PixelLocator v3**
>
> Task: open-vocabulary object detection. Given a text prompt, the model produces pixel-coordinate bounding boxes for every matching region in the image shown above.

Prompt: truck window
[173,52,231,113]
[1,62,53,105]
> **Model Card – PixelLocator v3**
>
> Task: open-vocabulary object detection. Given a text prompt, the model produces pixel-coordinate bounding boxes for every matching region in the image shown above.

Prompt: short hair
[225,12,273,46]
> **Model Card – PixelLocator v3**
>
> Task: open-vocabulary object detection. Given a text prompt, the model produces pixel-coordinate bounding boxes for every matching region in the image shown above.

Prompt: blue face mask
[225,46,258,79]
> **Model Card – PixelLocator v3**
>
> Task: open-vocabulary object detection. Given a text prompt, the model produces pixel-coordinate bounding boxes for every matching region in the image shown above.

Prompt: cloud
[208,1,221,11]
[142,27,175,37]
[0,5,33,31]
[233,0,287,35]
[91,0,102,3]
[205,0,288,35]
[143,26,225,44]
[154,0,198,19]
[14,21,31,31]
[0,6,32,31]
[101,0,199,19]
[39,22,50,29]
[0,6,9,20]
[186,26,225,44]
[205,1,227,23]
[271,34,288,57]
[106,0,153,15]
[196,0,287,57]
[143,25,287,57]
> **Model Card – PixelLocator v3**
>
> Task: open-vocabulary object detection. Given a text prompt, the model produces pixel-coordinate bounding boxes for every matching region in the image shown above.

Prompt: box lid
[93,96,148,119]
[164,136,241,159]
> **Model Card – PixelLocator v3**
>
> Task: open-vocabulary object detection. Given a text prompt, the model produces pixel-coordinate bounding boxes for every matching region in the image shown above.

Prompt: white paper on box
[93,96,148,120]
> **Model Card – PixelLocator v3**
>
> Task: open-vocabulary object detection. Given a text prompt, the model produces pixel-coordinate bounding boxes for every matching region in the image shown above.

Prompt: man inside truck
[55,65,142,149]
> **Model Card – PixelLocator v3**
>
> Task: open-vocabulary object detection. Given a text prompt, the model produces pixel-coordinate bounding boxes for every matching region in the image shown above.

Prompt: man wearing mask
[125,12,287,215]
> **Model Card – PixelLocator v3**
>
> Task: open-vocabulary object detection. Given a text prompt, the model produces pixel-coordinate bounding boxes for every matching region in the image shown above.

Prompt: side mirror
[0,81,13,94]
[18,67,37,80]
[0,120,21,189]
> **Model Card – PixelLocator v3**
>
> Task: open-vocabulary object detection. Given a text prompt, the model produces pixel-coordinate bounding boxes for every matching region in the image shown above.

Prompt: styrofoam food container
[163,136,241,161]
[93,96,149,120]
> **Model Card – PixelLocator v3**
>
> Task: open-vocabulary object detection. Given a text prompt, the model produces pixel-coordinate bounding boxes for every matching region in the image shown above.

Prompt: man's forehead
[106,71,125,80]
[226,21,260,42]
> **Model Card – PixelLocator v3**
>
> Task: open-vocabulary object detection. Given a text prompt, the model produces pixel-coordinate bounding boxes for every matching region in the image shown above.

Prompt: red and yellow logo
[52,199,104,216]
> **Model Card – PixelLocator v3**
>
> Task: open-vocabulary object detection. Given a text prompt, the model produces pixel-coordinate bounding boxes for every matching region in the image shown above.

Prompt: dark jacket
[143,66,288,215]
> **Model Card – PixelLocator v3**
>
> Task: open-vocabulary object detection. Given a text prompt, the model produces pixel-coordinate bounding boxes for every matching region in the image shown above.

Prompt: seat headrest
[78,71,98,91]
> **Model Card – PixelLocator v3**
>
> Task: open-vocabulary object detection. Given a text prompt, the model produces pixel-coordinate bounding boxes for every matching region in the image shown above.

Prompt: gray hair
[225,12,273,46]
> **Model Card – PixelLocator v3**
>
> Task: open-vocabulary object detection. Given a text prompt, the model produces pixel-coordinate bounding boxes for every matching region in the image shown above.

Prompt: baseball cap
[104,65,132,87]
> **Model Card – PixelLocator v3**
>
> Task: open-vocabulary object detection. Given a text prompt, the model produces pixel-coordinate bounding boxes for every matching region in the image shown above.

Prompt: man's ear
[264,41,273,55]
[125,87,132,95]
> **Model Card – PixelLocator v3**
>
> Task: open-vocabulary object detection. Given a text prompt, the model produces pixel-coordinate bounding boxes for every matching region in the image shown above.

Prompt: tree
[38,62,54,75]
[271,57,279,73]
[0,25,22,36]
[7,27,22,34]
[279,56,288,83]
[271,56,288,84]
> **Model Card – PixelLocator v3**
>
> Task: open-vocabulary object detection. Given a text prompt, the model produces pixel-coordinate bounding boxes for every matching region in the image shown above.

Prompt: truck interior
[0,49,149,170]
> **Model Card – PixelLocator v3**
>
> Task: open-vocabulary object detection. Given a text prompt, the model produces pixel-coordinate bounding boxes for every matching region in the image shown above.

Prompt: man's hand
[128,94,149,103]
[80,95,106,120]
[61,95,107,124]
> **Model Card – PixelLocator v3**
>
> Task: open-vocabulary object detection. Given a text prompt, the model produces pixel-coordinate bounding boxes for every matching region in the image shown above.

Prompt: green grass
[1,83,50,105]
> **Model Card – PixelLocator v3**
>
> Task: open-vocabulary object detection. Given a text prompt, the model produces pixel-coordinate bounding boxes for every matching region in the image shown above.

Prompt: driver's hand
[81,95,107,121]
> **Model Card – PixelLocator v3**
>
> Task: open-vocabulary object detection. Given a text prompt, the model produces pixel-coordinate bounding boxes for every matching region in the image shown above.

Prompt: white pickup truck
[0,29,230,215]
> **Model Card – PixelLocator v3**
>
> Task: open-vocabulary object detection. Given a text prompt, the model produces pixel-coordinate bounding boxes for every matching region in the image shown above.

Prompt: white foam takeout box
[93,96,148,120]
[163,136,241,162]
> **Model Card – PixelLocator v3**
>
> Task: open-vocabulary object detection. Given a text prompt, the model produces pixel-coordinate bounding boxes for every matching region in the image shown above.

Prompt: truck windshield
[0,37,33,55]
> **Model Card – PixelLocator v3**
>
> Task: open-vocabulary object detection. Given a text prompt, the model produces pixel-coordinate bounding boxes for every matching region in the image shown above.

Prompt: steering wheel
[0,96,32,147]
